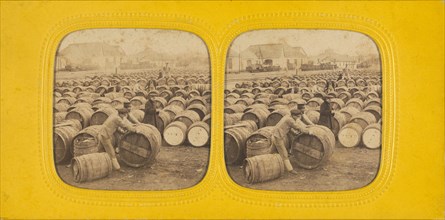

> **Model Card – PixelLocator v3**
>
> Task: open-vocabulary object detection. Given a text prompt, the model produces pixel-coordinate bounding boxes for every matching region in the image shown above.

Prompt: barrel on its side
[291,125,334,169]
[72,152,112,183]
[243,154,285,184]
[118,124,162,167]
[65,107,94,128]
[90,107,117,125]
[72,125,113,157]
[163,121,188,146]
[338,122,364,148]
[362,123,381,149]
[54,120,82,164]
[225,126,253,165]
[187,121,210,147]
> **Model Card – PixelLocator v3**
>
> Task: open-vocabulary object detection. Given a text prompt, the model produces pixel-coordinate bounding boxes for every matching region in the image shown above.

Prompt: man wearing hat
[142,94,158,126]
[273,108,312,175]
[99,108,138,171]
[297,103,315,126]
[318,95,334,130]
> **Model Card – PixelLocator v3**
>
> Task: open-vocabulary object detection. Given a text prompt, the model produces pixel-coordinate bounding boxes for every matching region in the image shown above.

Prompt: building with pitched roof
[226,43,308,73]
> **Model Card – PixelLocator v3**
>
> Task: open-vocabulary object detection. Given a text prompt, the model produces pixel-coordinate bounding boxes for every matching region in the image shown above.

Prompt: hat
[290,108,302,116]
[117,108,129,114]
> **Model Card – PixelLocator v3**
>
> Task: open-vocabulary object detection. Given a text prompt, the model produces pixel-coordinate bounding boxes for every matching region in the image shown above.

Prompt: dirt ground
[56,145,209,190]
[227,142,380,191]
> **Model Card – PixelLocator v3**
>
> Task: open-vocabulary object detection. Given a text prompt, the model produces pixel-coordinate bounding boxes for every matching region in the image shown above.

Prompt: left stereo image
[53,29,211,190]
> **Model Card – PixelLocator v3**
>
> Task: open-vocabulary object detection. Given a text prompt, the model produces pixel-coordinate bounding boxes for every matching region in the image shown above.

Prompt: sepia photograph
[224,30,382,191]
[53,29,211,190]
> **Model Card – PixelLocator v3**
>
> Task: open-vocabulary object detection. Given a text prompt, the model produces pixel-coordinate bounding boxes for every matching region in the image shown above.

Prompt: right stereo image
[224,29,382,191]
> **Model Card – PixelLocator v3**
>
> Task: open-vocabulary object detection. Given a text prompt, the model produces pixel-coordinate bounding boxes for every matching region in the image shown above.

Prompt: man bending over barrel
[273,108,312,175]
[99,108,137,171]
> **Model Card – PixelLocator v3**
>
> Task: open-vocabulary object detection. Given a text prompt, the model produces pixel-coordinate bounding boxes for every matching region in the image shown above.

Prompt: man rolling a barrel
[273,108,312,175]
[99,108,138,171]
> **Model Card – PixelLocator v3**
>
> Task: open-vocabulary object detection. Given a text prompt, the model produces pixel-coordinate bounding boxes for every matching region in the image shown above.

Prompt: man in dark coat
[142,94,157,126]
[318,95,334,130]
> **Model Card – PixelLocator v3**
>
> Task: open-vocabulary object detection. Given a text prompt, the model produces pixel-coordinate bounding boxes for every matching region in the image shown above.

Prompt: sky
[58,29,209,56]
[230,29,380,57]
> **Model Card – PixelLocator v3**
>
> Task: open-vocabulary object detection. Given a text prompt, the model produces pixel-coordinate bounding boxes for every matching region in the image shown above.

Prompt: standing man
[142,94,157,127]
[273,108,312,175]
[318,95,334,130]
[99,108,137,171]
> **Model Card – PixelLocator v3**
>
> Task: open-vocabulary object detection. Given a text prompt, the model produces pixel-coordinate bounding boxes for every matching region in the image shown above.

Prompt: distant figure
[99,108,137,171]
[142,94,157,127]
[337,73,343,81]
[158,71,164,80]
[115,82,121,93]
[318,95,334,130]
[273,109,312,175]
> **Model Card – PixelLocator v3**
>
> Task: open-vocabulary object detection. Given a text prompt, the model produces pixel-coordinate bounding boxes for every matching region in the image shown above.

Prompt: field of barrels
[53,69,211,190]
[225,69,382,191]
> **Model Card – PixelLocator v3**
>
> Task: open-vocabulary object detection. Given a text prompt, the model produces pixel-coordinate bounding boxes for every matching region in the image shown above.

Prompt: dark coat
[142,98,157,126]
[318,100,333,129]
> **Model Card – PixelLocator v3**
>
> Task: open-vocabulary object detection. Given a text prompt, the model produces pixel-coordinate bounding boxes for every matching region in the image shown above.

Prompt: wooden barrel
[352,91,367,101]
[224,113,243,126]
[241,107,270,129]
[188,96,207,107]
[57,97,76,105]
[92,97,112,106]
[244,104,268,113]
[270,98,289,106]
[235,98,254,107]
[338,122,364,148]
[110,97,129,110]
[118,124,161,167]
[282,93,302,101]
[123,91,136,100]
[163,121,188,146]
[203,114,211,127]
[174,110,200,127]
[332,112,347,136]
[243,154,285,184]
[246,126,285,158]
[54,120,82,164]
[75,96,94,104]
[364,98,381,108]
[363,105,382,122]
[67,103,92,112]
[291,125,334,169]
[362,123,381,149]
[163,105,184,119]
[90,107,117,125]
[54,102,70,112]
[62,91,76,98]
[224,104,246,114]
[338,91,352,103]
[72,152,112,183]
[55,112,68,124]
[129,109,144,123]
[330,98,345,111]
[349,112,376,129]
[155,110,172,134]
[305,110,320,124]
[187,121,210,147]
[307,97,323,109]
[225,126,254,165]
[104,92,123,100]
[168,96,187,109]
[345,98,364,111]
[65,107,94,128]
[265,108,290,126]
[186,104,208,120]
[153,97,168,109]
[339,106,360,121]
[130,97,146,110]
[72,125,113,157]
[160,90,174,102]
